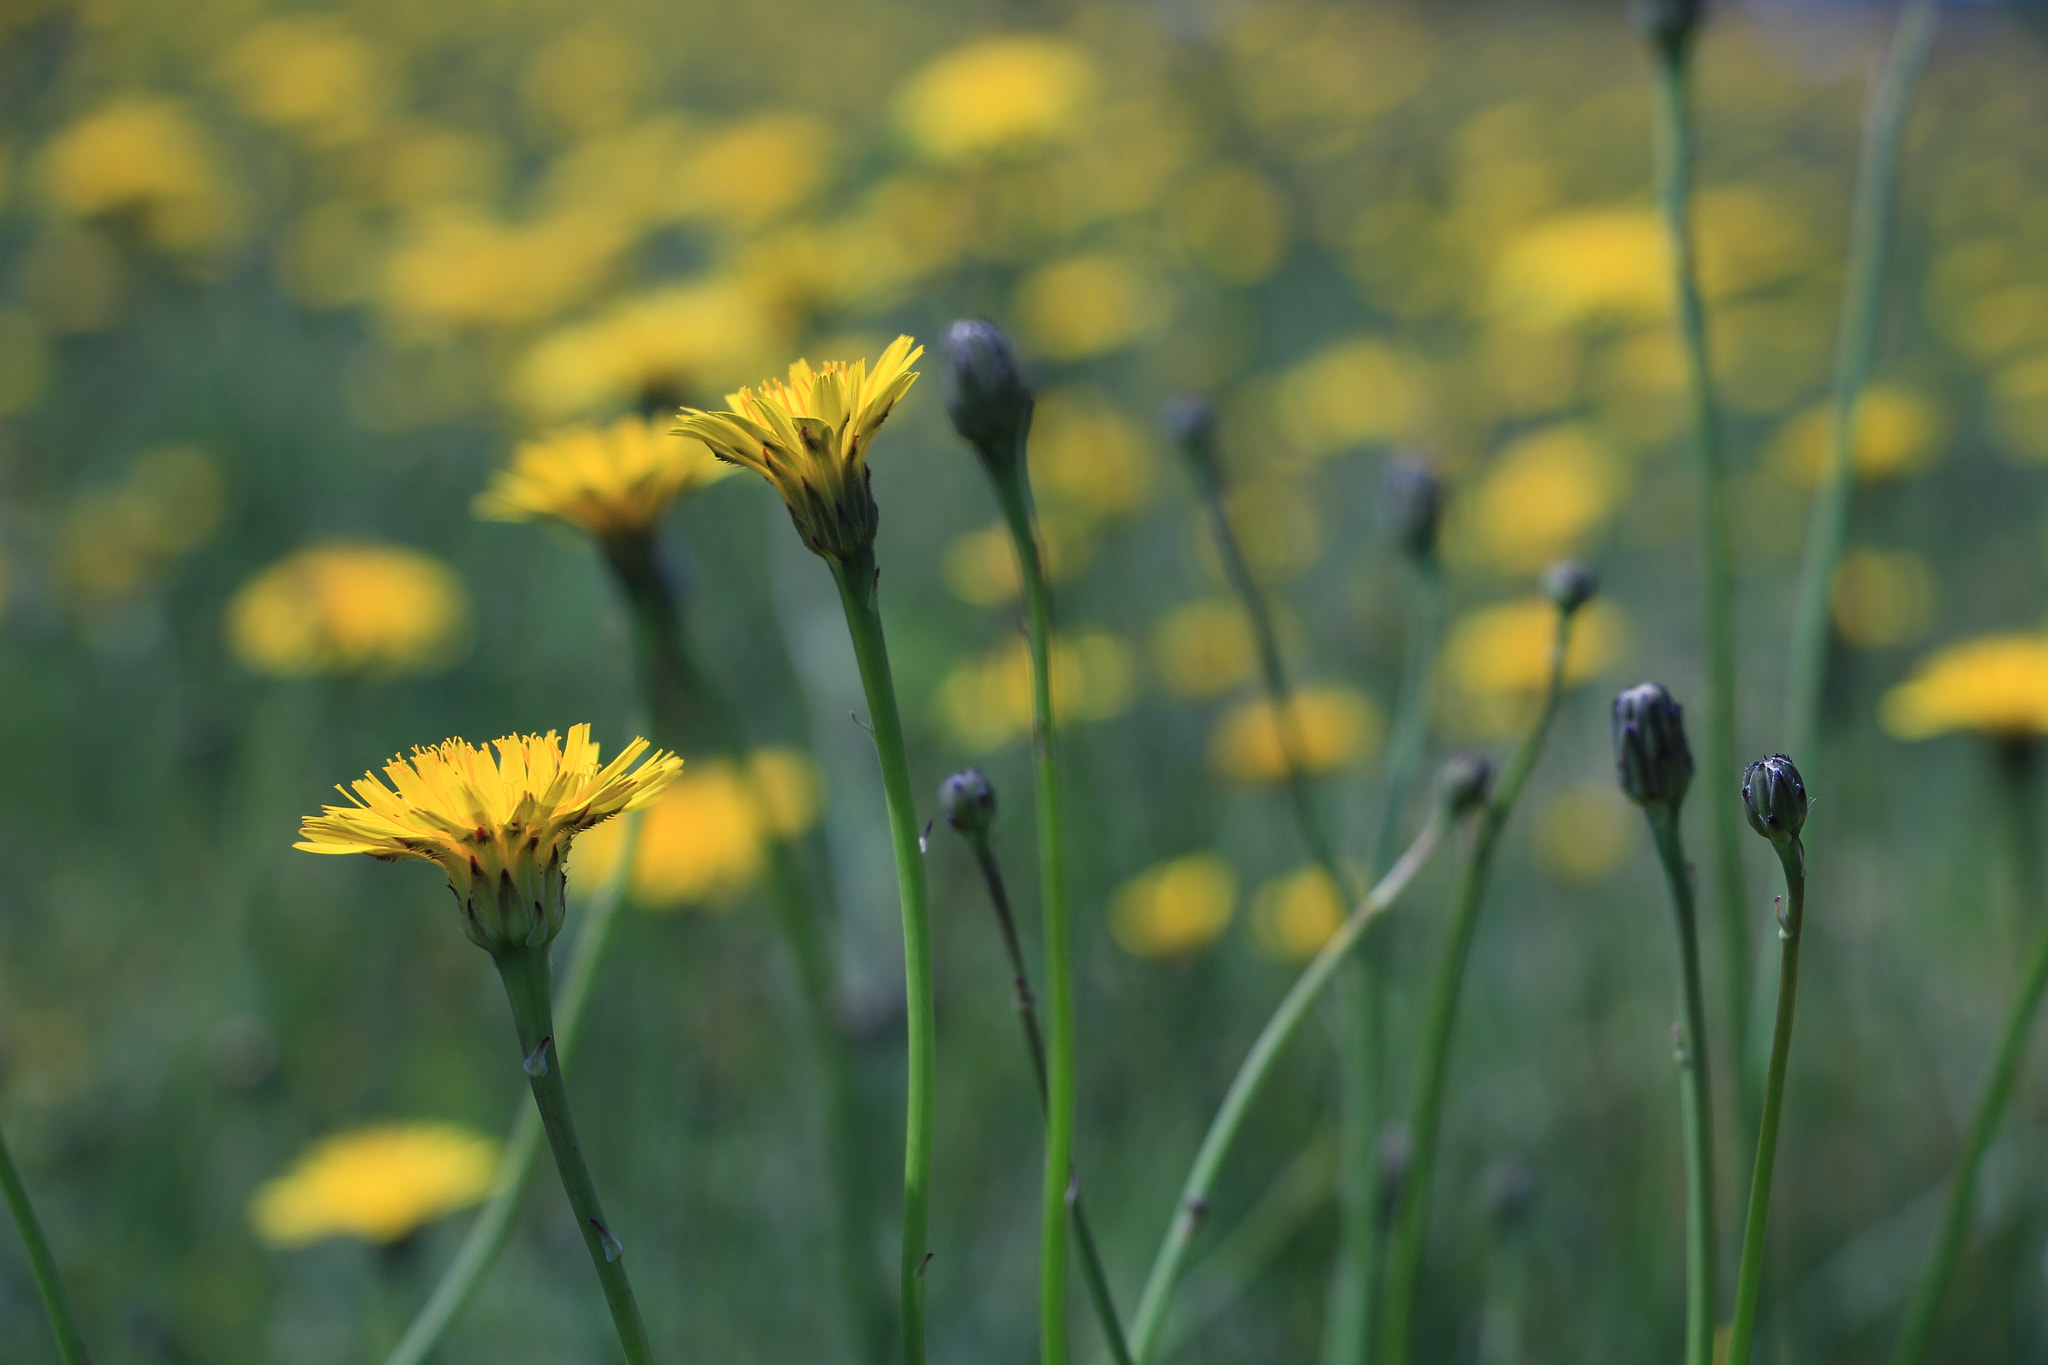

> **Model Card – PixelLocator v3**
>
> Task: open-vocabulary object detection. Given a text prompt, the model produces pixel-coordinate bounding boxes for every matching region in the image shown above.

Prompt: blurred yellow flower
[1210,686,1383,783]
[941,514,1095,607]
[0,308,50,414]
[1016,255,1163,361]
[1173,165,1291,284]
[674,113,834,227]
[1533,784,1637,886]
[1200,480,1326,582]
[1250,865,1347,961]
[1831,549,1935,650]
[250,1123,497,1248]
[475,417,732,539]
[42,98,237,253]
[1881,636,2048,740]
[1770,386,1945,485]
[58,446,224,605]
[379,206,628,333]
[1492,208,1667,329]
[1153,599,1258,700]
[939,632,1135,751]
[1029,388,1158,515]
[896,36,1095,162]
[217,18,387,148]
[1442,598,1625,735]
[521,22,648,138]
[1110,853,1236,959]
[573,750,824,909]
[1989,352,2048,463]
[227,542,470,677]
[1277,338,1428,460]
[1455,425,1623,572]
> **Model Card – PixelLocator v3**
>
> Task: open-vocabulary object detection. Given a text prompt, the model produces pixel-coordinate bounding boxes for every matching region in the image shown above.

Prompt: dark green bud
[1742,754,1807,847]
[939,768,996,836]
[1633,0,1705,55]
[1612,682,1694,808]
[1163,395,1223,494]
[942,319,1034,467]
[1379,455,1444,564]
[1485,1157,1538,1231]
[1540,560,1597,616]
[1437,752,1494,819]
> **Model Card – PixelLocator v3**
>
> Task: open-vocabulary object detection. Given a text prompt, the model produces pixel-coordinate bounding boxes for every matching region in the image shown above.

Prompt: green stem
[1784,0,1939,768]
[1650,35,1754,1143]
[1647,806,1720,1365]
[1376,605,1578,1365]
[965,835,1132,1365]
[0,1118,90,1365]
[831,550,937,1365]
[1891,743,2046,1365]
[383,812,641,1365]
[1127,812,1453,1364]
[1727,838,1806,1365]
[491,944,653,1365]
[991,461,1079,1365]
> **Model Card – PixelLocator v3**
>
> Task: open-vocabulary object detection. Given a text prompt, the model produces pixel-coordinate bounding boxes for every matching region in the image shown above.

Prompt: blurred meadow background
[4,0,2048,1360]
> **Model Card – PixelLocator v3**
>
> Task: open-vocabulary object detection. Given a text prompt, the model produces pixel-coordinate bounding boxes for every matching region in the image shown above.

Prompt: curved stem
[1647,807,1719,1365]
[1785,0,1940,767]
[831,551,937,1365]
[1727,839,1806,1365]
[492,944,653,1365]
[383,812,641,1365]
[0,1119,90,1365]
[1127,814,1453,1364]
[1376,605,1577,1365]
[1650,35,1754,1144]
[991,462,1080,1365]
[965,835,1132,1365]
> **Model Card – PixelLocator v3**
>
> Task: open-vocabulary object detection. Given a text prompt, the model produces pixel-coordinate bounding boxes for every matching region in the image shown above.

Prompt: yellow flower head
[250,1122,497,1247]
[1250,865,1347,962]
[1110,853,1236,959]
[1209,686,1384,784]
[297,724,682,955]
[226,542,471,678]
[674,336,921,561]
[475,416,733,541]
[1880,636,2048,741]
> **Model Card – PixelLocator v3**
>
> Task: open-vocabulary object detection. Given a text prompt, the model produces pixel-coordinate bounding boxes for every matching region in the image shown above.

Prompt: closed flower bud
[1612,682,1695,808]
[1540,560,1598,616]
[939,768,997,836]
[1437,752,1495,818]
[1380,456,1444,564]
[1163,395,1223,494]
[1741,754,1807,846]
[1634,0,1706,53]
[942,319,1033,467]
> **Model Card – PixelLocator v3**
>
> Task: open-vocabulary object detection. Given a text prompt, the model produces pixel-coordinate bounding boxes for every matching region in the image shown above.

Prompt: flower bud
[1633,0,1706,54]
[1741,754,1807,847]
[1612,682,1694,808]
[942,319,1033,467]
[1379,455,1444,565]
[1540,560,1598,616]
[1437,752,1495,819]
[1163,395,1223,494]
[1485,1157,1538,1231]
[939,768,997,837]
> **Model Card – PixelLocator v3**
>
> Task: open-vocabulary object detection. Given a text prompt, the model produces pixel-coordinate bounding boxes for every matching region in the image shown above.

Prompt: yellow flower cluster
[476,417,733,539]
[227,542,471,678]
[1881,636,2048,740]
[1110,853,1237,959]
[250,1122,498,1247]
[1209,686,1382,783]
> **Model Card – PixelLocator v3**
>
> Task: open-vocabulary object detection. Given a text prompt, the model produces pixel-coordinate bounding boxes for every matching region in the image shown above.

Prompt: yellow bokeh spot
[1770,386,1945,485]
[1277,338,1428,460]
[1015,254,1163,361]
[379,206,628,333]
[941,514,1095,608]
[0,308,51,415]
[1880,636,2048,741]
[1989,352,2048,464]
[1201,480,1326,583]
[1210,686,1384,783]
[59,446,225,605]
[1831,549,1935,650]
[1250,865,1347,961]
[1455,425,1623,573]
[1442,599,1626,735]
[217,18,386,148]
[250,1122,497,1248]
[939,632,1135,752]
[896,36,1095,163]
[674,113,833,228]
[1174,165,1290,284]
[1111,853,1236,959]
[520,22,648,138]
[1153,599,1258,700]
[226,542,470,678]
[1491,208,1668,330]
[42,98,237,253]
[1029,387,1158,515]
[1533,785,1638,886]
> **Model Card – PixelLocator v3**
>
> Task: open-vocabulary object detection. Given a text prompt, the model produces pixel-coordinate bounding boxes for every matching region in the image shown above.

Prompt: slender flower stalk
[1727,755,1812,1365]
[1891,740,2048,1365]
[1127,760,1477,1364]
[0,1120,91,1365]
[1643,0,1754,1137]
[945,320,1080,1365]
[939,770,1132,1365]
[1785,0,1940,768]
[1377,577,1590,1365]
[1614,683,1717,1365]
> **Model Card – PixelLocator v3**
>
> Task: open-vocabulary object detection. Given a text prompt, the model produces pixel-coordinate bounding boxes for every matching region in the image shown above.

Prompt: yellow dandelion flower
[1532,785,1637,886]
[1110,853,1236,959]
[1250,865,1347,961]
[250,1122,498,1247]
[938,632,1134,752]
[475,417,733,540]
[675,336,921,562]
[297,724,681,954]
[1491,208,1668,330]
[378,206,628,333]
[672,113,833,228]
[1210,686,1384,783]
[1442,598,1626,736]
[1015,255,1163,361]
[1275,338,1428,461]
[226,542,471,678]
[42,98,237,253]
[1880,636,2048,741]
[895,36,1095,163]
[1455,425,1623,573]
[1769,386,1945,485]
[1029,388,1158,515]
[1831,549,1935,650]
[1153,599,1259,700]
[217,18,387,148]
